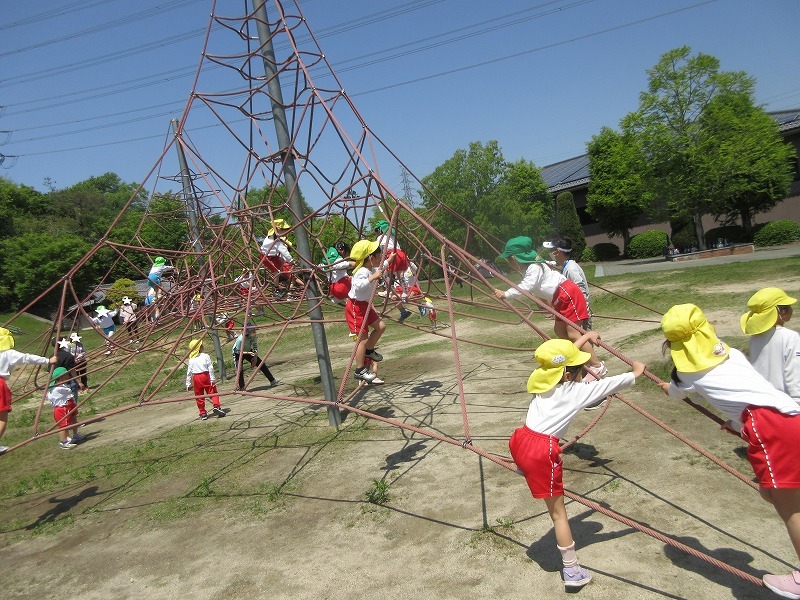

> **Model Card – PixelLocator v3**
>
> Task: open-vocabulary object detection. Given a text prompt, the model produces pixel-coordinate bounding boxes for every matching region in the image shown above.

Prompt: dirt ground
[1,284,798,600]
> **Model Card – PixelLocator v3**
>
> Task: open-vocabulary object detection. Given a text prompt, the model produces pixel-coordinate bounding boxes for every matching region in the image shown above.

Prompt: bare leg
[543,495,574,548]
[555,320,600,367]
[764,487,800,562]
[0,410,8,440]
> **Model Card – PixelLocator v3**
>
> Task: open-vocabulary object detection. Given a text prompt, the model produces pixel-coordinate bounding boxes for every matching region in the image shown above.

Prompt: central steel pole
[252,0,340,426]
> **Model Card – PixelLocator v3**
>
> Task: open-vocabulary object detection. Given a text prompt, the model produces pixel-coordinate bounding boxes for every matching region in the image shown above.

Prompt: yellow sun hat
[267,218,291,237]
[526,338,591,394]
[661,304,729,373]
[0,327,14,351]
[740,287,797,335]
[349,239,380,272]
[188,339,203,359]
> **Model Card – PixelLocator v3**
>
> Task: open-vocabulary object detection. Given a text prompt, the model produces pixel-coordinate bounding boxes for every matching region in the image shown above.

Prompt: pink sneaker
[582,361,607,382]
[763,571,800,599]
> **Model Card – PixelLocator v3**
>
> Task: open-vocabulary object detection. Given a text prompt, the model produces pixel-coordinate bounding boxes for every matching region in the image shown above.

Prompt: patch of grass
[365,479,390,504]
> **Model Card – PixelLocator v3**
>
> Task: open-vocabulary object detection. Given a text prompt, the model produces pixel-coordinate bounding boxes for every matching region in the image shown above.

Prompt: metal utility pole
[400,168,415,208]
[171,118,226,380]
[253,0,340,426]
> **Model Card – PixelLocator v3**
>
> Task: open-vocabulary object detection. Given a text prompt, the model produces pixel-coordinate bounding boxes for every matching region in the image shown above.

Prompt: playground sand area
[0,283,796,600]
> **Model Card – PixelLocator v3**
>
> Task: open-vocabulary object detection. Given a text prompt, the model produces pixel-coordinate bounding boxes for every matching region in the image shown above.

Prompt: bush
[704,225,749,246]
[753,220,800,247]
[591,242,620,261]
[627,230,669,259]
[581,246,596,262]
[671,224,698,250]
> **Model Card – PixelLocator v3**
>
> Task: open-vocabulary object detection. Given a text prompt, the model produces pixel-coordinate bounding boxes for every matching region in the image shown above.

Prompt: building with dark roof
[540,110,800,250]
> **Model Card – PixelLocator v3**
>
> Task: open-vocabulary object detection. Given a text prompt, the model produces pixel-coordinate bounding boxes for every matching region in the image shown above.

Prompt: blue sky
[2,0,799,205]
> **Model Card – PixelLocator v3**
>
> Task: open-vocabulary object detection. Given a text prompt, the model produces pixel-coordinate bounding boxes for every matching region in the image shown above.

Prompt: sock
[558,542,578,568]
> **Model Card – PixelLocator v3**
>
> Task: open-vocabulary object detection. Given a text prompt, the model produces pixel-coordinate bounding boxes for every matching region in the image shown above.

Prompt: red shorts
[53,400,77,428]
[509,425,563,498]
[395,284,422,296]
[387,249,408,273]
[552,280,589,323]
[741,406,800,488]
[261,255,293,279]
[330,277,352,300]
[346,299,379,335]
[0,378,11,412]
[238,286,251,296]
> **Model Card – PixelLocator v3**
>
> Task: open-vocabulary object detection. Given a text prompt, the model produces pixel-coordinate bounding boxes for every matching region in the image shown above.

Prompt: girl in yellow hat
[346,239,388,383]
[741,287,800,401]
[510,331,645,590]
[185,339,225,420]
[0,328,58,453]
[659,303,800,598]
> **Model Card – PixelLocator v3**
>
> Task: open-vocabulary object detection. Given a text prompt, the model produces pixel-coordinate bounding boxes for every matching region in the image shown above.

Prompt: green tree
[586,126,649,254]
[0,232,94,310]
[697,93,794,233]
[420,141,551,257]
[628,46,755,249]
[554,191,585,258]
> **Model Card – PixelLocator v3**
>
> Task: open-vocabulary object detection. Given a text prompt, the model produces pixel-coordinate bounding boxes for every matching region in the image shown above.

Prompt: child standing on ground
[658,303,800,599]
[0,328,57,454]
[740,288,800,401]
[510,333,645,589]
[346,239,387,383]
[47,366,84,449]
[493,236,605,379]
[544,236,592,329]
[232,325,279,391]
[185,339,225,420]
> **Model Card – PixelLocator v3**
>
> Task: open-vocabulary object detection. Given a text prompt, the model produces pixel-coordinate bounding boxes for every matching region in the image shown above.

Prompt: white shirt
[348,266,377,301]
[504,262,566,301]
[376,232,400,252]
[748,327,800,400]
[561,260,590,303]
[47,384,74,407]
[324,259,350,284]
[526,373,636,438]
[666,347,800,423]
[91,309,118,329]
[0,349,50,380]
[260,235,293,262]
[185,353,216,387]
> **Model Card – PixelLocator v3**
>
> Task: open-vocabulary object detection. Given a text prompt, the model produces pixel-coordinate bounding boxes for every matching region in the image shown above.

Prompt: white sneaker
[370,377,385,385]
[59,441,77,450]
[354,368,376,383]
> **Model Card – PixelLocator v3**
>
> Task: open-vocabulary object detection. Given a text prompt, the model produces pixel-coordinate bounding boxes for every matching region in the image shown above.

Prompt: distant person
[232,325,279,392]
[321,241,353,305]
[47,366,84,449]
[68,332,89,392]
[493,236,605,380]
[543,236,592,329]
[510,334,645,590]
[0,328,57,454]
[741,288,800,401]
[658,303,800,599]
[119,296,139,342]
[374,219,412,322]
[260,219,302,297]
[185,339,226,420]
[54,337,79,402]
[446,254,463,288]
[90,305,118,354]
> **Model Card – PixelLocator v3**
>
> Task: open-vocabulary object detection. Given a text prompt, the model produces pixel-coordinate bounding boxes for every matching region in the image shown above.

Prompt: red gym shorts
[346,299,379,335]
[53,400,77,428]
[741,406,800,488]
[509,425,563,498]
[0,378,11,412]
[260,255,293,279]
[552,280,589,323]
[330,277,352,300]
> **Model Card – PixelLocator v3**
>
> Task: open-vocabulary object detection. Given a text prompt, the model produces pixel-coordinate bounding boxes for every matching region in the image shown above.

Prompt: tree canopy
[419,140,552,258]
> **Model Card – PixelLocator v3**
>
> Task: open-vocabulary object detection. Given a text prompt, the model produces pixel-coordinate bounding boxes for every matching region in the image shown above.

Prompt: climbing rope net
[0,0,778,591]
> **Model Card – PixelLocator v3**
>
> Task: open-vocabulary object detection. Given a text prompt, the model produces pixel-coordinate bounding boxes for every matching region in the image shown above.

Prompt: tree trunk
[740,210,753,234]
[622,229,631,256]
[692,214,706,250]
